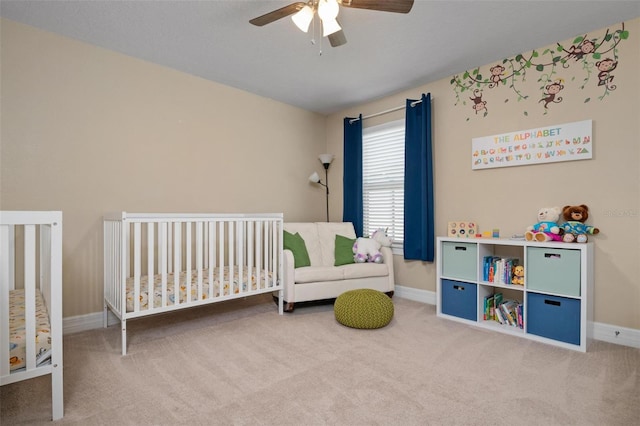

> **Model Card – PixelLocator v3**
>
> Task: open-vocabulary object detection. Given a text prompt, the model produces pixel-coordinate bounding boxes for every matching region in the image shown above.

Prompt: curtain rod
[348,98,424,124]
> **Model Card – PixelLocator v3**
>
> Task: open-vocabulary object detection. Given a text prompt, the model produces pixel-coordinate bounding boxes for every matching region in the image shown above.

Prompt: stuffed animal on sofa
[525,207,564,242]
[353,229,392,263]
[561,204,599,243]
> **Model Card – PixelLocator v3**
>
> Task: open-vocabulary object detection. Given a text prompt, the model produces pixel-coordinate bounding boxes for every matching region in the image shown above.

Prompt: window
[362,119,404,253]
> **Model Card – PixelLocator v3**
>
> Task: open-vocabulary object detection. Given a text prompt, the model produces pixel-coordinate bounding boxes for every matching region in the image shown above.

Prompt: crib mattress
[9,289,52,372]
[126,266,276,312]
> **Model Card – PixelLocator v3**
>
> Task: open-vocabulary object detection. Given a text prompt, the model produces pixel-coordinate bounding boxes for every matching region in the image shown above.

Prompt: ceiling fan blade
[249,2,307,26]
[340,0,414,13]
[329,28,347,47]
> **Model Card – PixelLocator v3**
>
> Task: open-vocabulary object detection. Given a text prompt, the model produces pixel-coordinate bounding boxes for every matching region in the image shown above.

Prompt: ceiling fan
[249,0,414,48]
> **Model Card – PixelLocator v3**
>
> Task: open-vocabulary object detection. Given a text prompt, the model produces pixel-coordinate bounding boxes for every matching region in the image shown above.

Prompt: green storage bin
[441,242,477,281]
[527,247,581,296]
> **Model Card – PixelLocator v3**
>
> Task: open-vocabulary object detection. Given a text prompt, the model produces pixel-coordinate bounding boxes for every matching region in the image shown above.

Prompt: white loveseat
[281,222,395,312]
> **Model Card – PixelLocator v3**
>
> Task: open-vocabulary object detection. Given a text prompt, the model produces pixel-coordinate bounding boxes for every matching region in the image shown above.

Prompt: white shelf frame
[436,237,594,352]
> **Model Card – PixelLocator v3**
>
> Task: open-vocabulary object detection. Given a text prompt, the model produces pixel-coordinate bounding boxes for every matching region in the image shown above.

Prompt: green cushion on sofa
[334,289,394,329]
[283,230,311,268]
[334,234,356,266]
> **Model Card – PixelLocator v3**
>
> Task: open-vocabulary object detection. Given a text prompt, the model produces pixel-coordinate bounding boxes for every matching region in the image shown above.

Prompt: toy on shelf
[561,204,600,243]
[447,221,478,238]
[525,206,564,242]
[353,228,392,263]
[511,265,524,285]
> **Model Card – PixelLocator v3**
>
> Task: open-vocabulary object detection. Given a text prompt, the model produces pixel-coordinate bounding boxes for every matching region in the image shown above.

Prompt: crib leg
[121,319,127,356]
[103,302,108,328]
[51,361,64,420]
[278,289,284,315]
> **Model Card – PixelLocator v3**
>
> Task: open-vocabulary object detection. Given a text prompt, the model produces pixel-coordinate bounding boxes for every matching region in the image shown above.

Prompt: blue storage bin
[527,292,581,345]
[441,279,477,321]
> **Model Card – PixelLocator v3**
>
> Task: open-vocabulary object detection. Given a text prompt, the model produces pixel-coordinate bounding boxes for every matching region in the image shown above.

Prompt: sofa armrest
[380,246,395,291]
[282,249,296,303]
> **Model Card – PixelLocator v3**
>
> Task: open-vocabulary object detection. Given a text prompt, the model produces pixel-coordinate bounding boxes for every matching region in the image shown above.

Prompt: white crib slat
[173,223,181,306]
[24,225,36,371]
[219,221,225,296]
[237,221,244,294]
[247,222,254,290]
[160,222,168,307]
[208,221,214,299]
[133,223,141,313]
[185,222,192,303]
[147,223,155,310]
[0,225,10,377]
[196,222,203,301]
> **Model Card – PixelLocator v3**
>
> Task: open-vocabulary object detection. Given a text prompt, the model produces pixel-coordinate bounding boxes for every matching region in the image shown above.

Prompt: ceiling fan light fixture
[318,0,339,21]
[291,5,314,33]
[321,17,341,36]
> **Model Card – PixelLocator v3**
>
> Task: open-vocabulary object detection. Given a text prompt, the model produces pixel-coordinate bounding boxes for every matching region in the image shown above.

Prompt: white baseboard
[394,285,640,349]
[64,288,640,350]
[64,310,119,334]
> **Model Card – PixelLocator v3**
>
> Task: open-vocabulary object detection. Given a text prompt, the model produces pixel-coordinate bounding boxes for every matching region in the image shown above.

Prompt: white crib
[0,211,63,421]
[103,212,284,355]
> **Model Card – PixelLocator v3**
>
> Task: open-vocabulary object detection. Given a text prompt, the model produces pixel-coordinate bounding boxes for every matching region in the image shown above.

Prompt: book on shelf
[516,304,524,329]
[494,306,506,324]
[493,292,503,322]
[500,299,518,326]
[483,294,494,320]
[482,256,520,284]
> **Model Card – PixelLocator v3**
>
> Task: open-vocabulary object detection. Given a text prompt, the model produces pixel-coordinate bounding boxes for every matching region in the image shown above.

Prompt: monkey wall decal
[539,79,564,109]
[596,58,618,91]
[449,22,628,119]
[469,89,488,115]
[567,37,596,61]
[488,65,505,88]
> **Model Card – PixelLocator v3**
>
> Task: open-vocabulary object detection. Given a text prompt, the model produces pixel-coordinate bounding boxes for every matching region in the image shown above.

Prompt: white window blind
[362,119,404,251]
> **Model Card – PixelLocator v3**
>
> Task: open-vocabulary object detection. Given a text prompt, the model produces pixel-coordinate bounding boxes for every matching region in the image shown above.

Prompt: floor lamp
[309,154,334,222]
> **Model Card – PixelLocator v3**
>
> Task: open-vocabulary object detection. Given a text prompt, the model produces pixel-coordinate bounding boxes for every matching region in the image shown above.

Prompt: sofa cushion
[283,223,323,266]
[334,234,356,266]
[341,263,389,280]
[316,222,357,266]
[294,263,389,284]
[294,266,345,284]
[283,230,311,268]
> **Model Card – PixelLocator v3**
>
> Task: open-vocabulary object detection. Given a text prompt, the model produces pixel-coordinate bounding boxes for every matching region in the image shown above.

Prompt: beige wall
[0,19,328,317]
[2,17,639,331]
[327,18,640,330]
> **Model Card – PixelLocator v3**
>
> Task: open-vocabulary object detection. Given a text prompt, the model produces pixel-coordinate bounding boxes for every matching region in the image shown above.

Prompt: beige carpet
[1,295,639,425]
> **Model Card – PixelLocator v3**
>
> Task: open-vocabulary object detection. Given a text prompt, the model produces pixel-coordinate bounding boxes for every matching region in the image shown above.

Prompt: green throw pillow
[283,230,311,268]
[334,234,356,266]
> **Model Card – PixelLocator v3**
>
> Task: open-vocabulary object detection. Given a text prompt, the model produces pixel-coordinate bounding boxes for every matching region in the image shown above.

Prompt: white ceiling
[1,1,639,115]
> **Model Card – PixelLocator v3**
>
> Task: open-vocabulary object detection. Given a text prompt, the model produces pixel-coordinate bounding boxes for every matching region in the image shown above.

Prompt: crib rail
[104,213,283,354]
[0,211,63,420]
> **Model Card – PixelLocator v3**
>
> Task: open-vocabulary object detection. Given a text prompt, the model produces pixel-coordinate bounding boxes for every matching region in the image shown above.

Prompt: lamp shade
[308,172,321,183]
[291,5,314,33]
[319,153,334,165]
[318,0,339,21]
[321,18,341,36]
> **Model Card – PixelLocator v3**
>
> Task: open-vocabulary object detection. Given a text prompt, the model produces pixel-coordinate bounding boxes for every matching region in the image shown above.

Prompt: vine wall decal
[450,22,629,120]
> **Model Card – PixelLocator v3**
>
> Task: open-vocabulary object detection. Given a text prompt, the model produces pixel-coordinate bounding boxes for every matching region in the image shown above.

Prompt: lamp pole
[323,162,330,222]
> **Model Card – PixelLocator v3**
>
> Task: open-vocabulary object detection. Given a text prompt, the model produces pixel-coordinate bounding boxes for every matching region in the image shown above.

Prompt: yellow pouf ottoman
[334,289,394,329]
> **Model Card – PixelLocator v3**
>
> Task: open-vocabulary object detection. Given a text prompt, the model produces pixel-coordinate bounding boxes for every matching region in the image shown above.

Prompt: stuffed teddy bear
[525,207,564,242]
[353,228,392,263]
[511,265,524,285]
[561,204,599,243]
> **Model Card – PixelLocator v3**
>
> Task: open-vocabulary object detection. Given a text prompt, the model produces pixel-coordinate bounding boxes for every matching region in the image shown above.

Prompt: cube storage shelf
[436,237,593,352]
